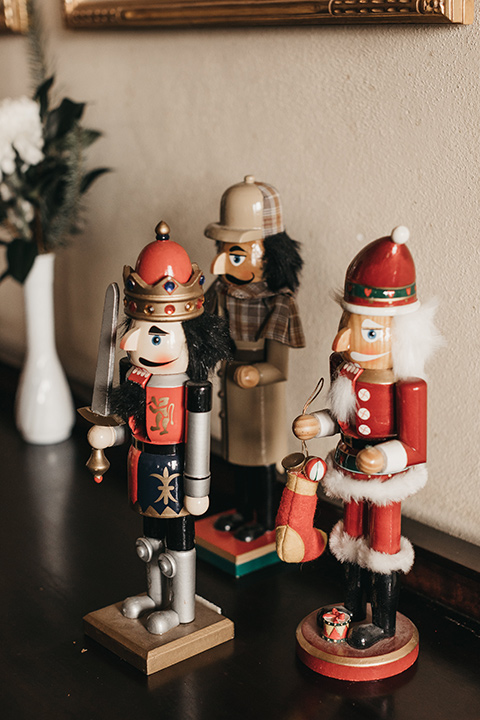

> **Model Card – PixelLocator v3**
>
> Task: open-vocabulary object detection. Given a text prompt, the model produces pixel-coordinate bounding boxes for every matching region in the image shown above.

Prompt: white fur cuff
[378,440,408,474]
[358,536,415,574]
[329,520,415,574]
[329,520,363,564]
[312,410,338,438]
[322,453,427,506]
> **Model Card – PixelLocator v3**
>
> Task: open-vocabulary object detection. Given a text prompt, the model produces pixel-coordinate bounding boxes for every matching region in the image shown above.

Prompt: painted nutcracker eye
[229,253,246,267]
[361,320,384,343]
[148,325,167,347]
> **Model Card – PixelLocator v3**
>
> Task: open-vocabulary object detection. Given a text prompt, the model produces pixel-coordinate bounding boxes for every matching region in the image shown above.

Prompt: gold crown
[123,222,206,322]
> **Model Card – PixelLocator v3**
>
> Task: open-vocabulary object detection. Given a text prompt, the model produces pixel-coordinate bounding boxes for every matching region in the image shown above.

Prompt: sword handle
[85,447,110,484]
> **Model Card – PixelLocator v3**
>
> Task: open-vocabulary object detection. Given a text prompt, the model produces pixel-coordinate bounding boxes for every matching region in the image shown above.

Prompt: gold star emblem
[151,467,180,505]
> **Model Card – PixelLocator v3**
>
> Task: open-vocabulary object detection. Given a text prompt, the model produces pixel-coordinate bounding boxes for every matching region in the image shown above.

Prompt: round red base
[296,606,419,682]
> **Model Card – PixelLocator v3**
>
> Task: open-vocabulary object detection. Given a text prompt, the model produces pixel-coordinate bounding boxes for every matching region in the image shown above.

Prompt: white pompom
[391,226,410,245]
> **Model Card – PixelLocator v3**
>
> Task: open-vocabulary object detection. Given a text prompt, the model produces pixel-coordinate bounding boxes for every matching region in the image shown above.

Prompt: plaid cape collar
[208,278,305,349]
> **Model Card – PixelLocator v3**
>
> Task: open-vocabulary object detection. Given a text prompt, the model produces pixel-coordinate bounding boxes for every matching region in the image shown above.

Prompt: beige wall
[1,3,479,544]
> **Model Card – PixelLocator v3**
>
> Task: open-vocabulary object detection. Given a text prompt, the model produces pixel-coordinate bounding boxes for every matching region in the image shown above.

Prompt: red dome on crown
[135,223,192,285]
[123,221,205,322]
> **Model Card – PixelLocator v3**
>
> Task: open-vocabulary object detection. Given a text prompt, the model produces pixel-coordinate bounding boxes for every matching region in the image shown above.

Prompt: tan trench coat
[218,337,289,467]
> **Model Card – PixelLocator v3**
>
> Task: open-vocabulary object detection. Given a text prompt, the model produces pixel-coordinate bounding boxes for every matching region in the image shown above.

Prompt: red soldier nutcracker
[81,222,232,649]
[284,227,440,671]
[204,175,305,543]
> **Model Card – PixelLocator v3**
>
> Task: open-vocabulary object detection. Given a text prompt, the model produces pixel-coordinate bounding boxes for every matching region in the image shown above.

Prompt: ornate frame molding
[0,0,28,33]
[62,0,473,28]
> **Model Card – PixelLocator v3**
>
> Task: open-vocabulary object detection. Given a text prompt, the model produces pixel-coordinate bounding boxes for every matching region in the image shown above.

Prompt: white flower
[20,199,35,223]
[0,97,44,181]
[0,182,12,201]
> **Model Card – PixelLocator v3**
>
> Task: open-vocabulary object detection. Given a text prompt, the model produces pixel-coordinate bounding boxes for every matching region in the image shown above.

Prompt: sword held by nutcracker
[78,282,125,482]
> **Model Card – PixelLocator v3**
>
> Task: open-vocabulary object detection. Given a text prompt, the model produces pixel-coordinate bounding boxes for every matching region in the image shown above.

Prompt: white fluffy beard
[392,298,444,380]
[328,373,356,423]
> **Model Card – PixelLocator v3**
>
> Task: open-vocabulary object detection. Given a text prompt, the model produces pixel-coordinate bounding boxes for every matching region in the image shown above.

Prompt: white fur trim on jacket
[322,452,427,506]
[328,374,356,424]
[329,520,415,574]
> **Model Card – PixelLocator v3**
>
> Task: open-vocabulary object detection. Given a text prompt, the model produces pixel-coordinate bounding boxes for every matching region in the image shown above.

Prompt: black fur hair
[111,379,145,427]
[183,310,233,381]
[214,231,303,293]
[110,311,233,428]
[262,231,303,293]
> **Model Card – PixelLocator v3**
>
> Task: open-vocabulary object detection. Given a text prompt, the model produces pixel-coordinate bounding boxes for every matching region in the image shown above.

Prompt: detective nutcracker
[85,221,231,636]
[204,175,305,542]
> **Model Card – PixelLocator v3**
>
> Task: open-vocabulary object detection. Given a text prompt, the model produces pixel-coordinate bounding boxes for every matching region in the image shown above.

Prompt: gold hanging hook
[302,377,324,415]
[301,377,324,458]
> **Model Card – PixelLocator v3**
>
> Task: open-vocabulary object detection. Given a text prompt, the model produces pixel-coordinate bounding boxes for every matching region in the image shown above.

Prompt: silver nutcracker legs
[122,536,196,635]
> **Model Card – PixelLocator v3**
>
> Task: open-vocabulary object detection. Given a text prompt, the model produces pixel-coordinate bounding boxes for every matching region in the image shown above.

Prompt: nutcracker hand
[292,414,320,441]
[85,426,117,484]
[357,446,386,474]
[87,425,117,450]
[184,495,209,516]
[233,364,260,389]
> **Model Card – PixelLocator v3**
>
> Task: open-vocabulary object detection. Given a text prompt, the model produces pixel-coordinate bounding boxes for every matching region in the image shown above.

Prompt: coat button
[358,424,371,436]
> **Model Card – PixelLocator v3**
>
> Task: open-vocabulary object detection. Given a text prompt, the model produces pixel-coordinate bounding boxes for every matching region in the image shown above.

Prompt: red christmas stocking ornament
[276,457,328,563]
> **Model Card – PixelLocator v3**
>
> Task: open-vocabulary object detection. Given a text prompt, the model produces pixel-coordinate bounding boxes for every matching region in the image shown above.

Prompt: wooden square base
[296,605,419,682]
[84,597,234,675]
[195,511,280,577]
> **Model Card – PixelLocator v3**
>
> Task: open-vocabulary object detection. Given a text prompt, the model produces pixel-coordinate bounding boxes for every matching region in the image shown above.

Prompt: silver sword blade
[91,282,119,417]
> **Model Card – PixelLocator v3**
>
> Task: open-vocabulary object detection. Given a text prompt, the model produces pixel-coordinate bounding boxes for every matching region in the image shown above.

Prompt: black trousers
[142,515,195,551]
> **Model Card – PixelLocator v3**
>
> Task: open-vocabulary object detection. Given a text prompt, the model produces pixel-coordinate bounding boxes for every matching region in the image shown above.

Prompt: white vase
[15,253,75,444]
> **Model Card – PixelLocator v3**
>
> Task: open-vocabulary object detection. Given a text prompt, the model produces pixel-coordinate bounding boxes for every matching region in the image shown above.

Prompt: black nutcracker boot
[234,464,278,542]
[213,464,252,533]
[347,571,399,649]
[344,561,368,621]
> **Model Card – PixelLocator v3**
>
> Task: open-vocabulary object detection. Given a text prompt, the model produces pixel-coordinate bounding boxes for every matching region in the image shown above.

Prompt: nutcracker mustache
[350,350,390,362]
[225,273,255,285]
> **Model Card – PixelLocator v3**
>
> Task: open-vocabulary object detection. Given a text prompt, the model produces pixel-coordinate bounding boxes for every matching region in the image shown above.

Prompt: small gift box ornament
[321,607,351,643]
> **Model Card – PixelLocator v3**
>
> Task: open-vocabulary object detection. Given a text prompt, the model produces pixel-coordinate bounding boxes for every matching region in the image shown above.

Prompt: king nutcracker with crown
[276,226,440,681]
[81,222,233,672]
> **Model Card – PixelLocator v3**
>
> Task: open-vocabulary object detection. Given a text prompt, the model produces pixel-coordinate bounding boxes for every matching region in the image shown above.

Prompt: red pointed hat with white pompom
[342,226,419,316]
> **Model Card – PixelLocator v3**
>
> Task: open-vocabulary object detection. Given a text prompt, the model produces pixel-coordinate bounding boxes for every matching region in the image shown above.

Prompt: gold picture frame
[62,0,473,28]
[0,0,28,33]
[0,0,473,32]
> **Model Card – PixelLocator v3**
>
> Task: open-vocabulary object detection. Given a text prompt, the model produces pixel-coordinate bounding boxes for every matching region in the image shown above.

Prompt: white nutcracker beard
[328,373,356,424]
[392,298,443,380]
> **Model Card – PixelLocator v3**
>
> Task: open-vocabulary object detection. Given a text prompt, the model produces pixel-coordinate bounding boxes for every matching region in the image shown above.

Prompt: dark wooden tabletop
[1,376,479,720]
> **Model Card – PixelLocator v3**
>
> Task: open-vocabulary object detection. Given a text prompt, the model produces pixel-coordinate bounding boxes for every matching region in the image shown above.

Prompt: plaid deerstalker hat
[204,175,284,244]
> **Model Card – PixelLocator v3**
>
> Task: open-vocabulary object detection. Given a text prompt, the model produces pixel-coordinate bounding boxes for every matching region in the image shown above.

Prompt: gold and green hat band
[343,280,418,315]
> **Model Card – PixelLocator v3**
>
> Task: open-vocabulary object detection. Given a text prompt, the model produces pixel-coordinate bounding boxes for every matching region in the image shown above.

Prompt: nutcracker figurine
[81,222,234,673]
[277,226,440,680]
[202,175,305,547]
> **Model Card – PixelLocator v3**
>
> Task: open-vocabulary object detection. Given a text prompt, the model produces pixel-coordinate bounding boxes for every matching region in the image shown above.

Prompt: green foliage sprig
[0,1,109,283]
